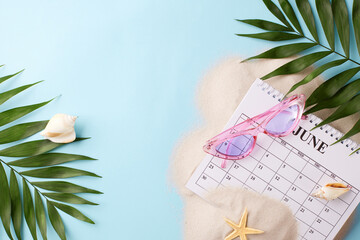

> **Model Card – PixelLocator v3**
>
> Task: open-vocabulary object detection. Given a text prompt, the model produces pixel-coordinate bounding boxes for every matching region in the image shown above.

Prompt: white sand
[170,57,358,240]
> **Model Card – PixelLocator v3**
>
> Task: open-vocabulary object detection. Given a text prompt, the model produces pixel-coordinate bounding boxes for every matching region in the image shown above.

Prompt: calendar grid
[301,171,326,238]
[217,159,235,189]
[194,113,359,240]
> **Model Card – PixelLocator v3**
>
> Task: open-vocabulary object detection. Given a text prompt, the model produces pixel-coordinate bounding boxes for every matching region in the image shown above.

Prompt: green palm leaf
[35,191,47,240]
[353,0,360,55]
[10,171,22,240]
[313,94,360,129]
[243,42,316,62]
[0,139,63,157]
[21,166,101,178]
[43,193,98,205]
[32,181,102,194]
[279,0,303,34]
[263,0,293,29]
[305,67,360,108]
[236,32,302,41]
[0,69,24,85]
[50,201,94,224]
[316,0,335,49]
[238,0,360,153]
[0,81,42,106]
[47,201,66,240]
[332,0,350,57]
[332,118,360,145]
[261,51,332,80]
[0,99,53,127]
[237,19,291,32]
[8,153,96,167]
[305,78,360,114]
[285,59,347,96]
[0,138,86,157]
[296,0,319,41]
[0,69,100,239]
[23,180,37,240]
[0,121,48,144]
[0,163,14,240]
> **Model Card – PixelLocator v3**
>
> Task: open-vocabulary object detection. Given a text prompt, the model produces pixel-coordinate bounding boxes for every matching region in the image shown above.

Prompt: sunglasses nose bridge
[255,122,266,134]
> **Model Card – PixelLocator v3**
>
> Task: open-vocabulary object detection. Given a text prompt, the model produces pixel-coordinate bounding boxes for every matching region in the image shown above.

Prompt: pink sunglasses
[203,94,306,168]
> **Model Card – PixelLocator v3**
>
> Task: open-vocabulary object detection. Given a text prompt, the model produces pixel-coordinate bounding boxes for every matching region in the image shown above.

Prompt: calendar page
[186,78,360,240]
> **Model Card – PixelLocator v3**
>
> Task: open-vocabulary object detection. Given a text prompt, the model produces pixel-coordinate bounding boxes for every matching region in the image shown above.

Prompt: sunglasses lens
[265,105,299,135]
[215,134,254,156]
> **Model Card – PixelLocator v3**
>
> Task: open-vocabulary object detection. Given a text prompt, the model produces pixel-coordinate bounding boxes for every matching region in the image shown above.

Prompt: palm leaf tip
[51,201,95,224]
[0,81,44,107]
[0,98,54,128]
[312,94,360,131]
[350,148,360,156]
[0,69,25,85]
[331,118,360,145]
[76,137,91,141]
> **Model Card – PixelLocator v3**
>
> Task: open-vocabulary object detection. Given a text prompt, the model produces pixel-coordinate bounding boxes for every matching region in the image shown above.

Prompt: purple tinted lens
[265,105,299,135]
[216,134,254,156]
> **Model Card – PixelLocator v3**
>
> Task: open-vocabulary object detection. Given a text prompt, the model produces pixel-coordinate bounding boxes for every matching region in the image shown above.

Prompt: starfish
[224,208,264,240]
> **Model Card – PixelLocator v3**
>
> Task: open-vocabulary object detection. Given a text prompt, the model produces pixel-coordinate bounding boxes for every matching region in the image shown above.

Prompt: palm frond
[0,69,100,239]
[238,0,360,154]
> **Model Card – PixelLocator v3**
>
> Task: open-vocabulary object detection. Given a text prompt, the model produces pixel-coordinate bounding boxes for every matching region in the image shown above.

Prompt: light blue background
[0,0,359,239]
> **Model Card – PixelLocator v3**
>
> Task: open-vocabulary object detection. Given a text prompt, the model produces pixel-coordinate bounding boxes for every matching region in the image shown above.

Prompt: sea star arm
[244,227,264,235]
[224,217,239,230]
[240,208,248,229]
[240,233,248,240]
[224,230,240,240]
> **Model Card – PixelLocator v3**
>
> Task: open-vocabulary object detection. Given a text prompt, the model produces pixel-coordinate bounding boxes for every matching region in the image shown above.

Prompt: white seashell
[311,183,350,201]
[40,113,77,143]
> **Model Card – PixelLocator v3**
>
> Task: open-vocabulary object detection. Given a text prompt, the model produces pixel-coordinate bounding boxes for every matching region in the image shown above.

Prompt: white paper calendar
[186,78,360,240]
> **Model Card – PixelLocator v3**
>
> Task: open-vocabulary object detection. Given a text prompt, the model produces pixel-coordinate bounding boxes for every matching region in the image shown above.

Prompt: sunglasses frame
[203,94,306,168]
